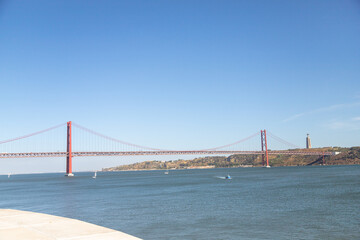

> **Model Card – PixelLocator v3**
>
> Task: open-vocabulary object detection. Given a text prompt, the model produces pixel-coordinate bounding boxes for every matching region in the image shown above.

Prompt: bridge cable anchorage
[0,123,66,145]
[199,131,260,151]
[266,131,301,149]
[71,122,171,151]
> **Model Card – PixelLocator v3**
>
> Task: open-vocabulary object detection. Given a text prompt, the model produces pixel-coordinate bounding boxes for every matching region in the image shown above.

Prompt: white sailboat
[8,173,11,178]
[92,171,97,179]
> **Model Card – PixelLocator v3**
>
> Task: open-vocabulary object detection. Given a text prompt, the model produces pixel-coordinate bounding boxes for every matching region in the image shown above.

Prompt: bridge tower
[65,121,74,177]
[261,130,270,168]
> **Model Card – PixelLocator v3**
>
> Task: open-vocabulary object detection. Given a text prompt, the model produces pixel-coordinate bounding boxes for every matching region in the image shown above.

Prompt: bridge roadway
[0,150,334,158]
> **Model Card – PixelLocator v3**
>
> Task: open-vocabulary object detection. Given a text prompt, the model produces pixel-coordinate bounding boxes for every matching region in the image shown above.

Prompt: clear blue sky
[1,0,360,172]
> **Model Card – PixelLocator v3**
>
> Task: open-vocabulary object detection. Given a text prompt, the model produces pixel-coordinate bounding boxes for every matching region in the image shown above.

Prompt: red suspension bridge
[0,121,333,176]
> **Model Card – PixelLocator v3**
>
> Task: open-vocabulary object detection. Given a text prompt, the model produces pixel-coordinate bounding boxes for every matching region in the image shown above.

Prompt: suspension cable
[200,131,260,151]
[72,122,168,151]
[0,123,66,145]
[267,131,300,149]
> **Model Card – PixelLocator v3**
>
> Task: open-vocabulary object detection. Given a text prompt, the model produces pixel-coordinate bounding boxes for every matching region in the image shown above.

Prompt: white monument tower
[306,134,312,149]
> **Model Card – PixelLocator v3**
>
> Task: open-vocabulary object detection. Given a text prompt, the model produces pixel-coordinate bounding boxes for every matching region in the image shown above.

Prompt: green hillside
[102,147,360,171]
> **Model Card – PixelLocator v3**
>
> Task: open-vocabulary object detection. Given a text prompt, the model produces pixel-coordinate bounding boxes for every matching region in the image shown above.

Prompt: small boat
[8,173,11,178]
[92,171,97,179]
[225,175,231,179]
[164,171,169,175]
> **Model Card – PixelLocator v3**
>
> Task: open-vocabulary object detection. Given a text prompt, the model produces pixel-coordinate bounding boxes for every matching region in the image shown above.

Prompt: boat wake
[215,175,232,180]
[215,176,226,179]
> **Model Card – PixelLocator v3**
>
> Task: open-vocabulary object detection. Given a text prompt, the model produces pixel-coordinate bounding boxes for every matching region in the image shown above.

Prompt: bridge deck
[0,150,334,158]
[0,209,141,240]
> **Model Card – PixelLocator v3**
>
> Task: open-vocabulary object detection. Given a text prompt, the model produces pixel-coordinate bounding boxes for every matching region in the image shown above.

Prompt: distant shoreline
[101,164,360,173]
[1,164,359,176]
[102,147,360,172]
[102,164,255,172]
[102,164,360,172]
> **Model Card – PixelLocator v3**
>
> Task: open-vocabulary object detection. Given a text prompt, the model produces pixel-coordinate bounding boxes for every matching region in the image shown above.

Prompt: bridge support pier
[261,130,270,168]
[65,121,74,177]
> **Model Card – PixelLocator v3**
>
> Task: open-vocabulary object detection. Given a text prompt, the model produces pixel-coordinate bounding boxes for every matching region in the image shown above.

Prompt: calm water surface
[1,165,359,239]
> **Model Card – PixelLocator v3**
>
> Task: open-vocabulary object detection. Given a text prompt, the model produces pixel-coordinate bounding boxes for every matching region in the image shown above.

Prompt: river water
[0,165,359,239]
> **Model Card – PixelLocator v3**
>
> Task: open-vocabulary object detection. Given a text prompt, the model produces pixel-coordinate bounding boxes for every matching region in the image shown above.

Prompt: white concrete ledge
[0,209,142,240]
